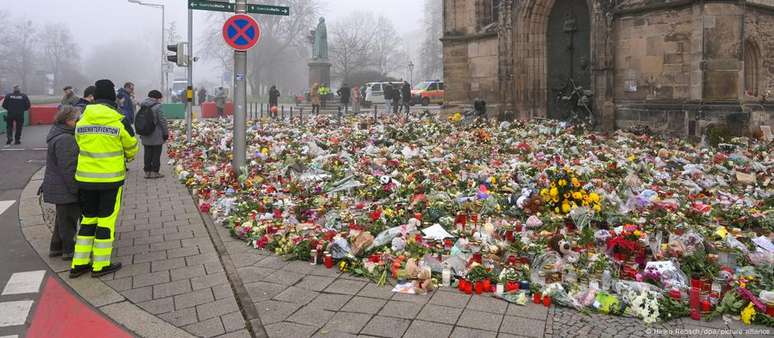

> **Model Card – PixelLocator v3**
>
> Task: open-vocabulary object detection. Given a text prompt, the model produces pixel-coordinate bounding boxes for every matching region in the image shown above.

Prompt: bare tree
[166,21,182,46]
[419,0,443,80]
[39,23,79,90]
[0,19,38,91]
[371,16,410,78]
[199,0,320,96]
[329,11,378,84]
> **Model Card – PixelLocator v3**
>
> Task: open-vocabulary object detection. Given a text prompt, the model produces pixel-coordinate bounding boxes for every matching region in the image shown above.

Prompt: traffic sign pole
[232,0,248,174]
[186,7,193,143]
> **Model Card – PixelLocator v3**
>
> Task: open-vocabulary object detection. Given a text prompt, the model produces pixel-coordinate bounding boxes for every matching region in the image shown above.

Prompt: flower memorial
[167,115,773,326]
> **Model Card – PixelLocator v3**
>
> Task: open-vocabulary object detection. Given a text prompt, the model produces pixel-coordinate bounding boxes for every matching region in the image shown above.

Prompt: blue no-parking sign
[222,14,261,51]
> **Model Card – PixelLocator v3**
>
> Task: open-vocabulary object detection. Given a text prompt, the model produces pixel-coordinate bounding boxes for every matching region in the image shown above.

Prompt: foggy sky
[3,0,423,87]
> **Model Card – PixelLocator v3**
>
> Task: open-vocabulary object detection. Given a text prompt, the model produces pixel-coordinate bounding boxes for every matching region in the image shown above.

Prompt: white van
[364,82,403,105]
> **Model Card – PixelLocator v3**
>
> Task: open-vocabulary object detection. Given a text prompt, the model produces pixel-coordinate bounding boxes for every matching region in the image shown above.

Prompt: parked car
[170,79,188,103]
[411,80,445,106]
[364,82,403,106]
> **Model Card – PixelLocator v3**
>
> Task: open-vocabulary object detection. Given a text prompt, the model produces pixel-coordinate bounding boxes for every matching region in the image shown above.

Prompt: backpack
[134,105,156,136]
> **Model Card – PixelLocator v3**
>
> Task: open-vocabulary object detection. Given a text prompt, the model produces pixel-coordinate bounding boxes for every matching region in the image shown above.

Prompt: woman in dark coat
[42,106,80,260]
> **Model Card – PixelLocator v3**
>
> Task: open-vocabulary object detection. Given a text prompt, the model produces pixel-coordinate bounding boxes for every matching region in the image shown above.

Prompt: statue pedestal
[309,60,332,89]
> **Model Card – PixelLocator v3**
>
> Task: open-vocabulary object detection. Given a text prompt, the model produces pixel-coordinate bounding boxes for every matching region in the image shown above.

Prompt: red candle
[475,282,484,294]
[701,300,712,312]
[324,252,333,269]
[543,295,552,307]
[533,292,542,304]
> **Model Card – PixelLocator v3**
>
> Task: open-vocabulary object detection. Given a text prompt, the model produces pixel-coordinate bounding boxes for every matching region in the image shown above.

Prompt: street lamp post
[408,61,415,85]
[128,0,165,94]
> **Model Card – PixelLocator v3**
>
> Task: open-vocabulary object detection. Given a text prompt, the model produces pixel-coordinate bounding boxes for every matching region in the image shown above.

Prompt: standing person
[351,83,361,114]
[310,83,321,115]
[117,82,136,124]
[214,87,227,118]
[2,85,30,145]
[197,87,207,106]
[42,106,80,261]
[75,86,96,112]
[401,81,411,115]
[61,86,80,106]
[138,90,168,179]
[337,83,351,115]
[383,83,393,114]
[269,86,279,118]
[70,79,138,278]
[319,84,331,109]
[392,85,401,114]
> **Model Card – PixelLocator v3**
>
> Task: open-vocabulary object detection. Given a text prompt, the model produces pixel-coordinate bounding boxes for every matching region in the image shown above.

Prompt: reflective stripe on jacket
[75,103,138,184]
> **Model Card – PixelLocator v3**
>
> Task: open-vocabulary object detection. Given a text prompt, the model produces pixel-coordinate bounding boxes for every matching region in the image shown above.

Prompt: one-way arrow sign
[188,0,289,16]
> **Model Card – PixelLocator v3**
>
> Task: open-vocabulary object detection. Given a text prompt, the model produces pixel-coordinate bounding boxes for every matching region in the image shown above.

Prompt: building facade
[442,0,774,135]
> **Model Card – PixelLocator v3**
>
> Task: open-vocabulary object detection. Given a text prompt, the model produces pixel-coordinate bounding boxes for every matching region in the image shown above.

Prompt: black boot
[69,265,92,278]
[92,262,122,277]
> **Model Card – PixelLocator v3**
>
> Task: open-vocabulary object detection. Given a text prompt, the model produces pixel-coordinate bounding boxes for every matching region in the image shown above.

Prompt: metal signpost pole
[186,8,193,143]
[232,0,247,173]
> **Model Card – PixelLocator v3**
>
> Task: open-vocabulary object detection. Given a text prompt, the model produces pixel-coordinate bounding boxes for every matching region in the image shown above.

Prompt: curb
[18,168,195,338]
[198,207,267,338]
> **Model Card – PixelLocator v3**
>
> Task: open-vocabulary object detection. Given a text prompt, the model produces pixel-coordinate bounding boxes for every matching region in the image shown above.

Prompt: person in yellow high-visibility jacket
[70,79,138,278]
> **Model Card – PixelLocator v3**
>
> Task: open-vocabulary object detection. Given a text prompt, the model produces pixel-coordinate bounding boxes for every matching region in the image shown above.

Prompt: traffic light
[167,42,189,67]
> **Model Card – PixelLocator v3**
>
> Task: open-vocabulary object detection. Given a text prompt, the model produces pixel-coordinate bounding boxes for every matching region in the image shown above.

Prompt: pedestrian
[337,83,351,115]
[383,83,393,114]
[197,87,207,106]
[392,84,401,114]
[42,106,80,261]
[214,87,227,118]
[138,90,168,179]
[2,85,30,145]
[269,85,280,118]
[351,83,361,114]
[75,86,96,112]
[61,86,80,106]
[401,81,411,115]
[117,82,136,124]
[310,83,321,115]
[319,84,331,109]
[70,79,138,278]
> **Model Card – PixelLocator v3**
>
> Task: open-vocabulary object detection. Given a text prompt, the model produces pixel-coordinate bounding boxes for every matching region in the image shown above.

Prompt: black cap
[63,86,73,91]
[148,90,163,99]
[94,79,116,101]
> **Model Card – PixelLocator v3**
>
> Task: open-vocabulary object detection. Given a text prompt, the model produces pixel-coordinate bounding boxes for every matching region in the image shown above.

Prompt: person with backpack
[135,90,168,179]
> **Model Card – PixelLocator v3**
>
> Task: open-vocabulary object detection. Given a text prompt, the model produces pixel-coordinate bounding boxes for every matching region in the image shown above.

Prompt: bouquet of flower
[540,167,601,214]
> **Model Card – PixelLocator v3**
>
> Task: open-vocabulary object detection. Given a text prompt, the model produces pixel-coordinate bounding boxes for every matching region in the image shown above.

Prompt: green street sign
[248,4,289,16]
[189,0,233,13]
[188,1,289,16]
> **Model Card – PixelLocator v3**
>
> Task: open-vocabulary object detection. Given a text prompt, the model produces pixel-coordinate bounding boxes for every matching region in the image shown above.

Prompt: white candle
[442,267,451,287]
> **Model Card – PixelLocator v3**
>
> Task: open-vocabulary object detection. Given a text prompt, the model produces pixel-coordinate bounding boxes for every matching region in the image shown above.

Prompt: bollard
[337,106,342,124]
[281,105,285,121]
[260,103,264,119]
[300,107,304,126]
[290,106,294,122]
[374,104,377,120]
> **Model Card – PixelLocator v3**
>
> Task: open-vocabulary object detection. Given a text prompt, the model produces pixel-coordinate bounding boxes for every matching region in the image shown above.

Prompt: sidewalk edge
[18,167,195,338]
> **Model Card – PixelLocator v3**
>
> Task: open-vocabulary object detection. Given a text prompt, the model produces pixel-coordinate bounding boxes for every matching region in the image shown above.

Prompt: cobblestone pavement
[96,157,250,338]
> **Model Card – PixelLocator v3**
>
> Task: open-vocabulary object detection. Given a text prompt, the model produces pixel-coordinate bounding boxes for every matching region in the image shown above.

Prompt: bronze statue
[312,17,328,60]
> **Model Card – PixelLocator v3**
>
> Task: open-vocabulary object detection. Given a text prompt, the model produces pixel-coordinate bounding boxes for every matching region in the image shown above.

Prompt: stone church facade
[442,0,774,135]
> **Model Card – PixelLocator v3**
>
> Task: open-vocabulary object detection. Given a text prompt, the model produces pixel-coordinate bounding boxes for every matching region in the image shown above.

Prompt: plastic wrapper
[544,283,582,309]
[329,238,351,259]
[612,280,663,297]
[643,261,688,290]
[368,226,403,250]
[530,252,562,285]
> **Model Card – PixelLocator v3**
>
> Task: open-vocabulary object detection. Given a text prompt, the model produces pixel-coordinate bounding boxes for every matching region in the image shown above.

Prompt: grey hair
[55,105,79,124]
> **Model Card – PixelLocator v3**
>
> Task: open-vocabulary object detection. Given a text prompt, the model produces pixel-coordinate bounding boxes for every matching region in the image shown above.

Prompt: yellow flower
[540,188,549,197]
[741,302,756,325]
[589,192,600,203]
[572,192,583,200]
[633,230,642,237]
[593,204,601,212]
[549,187,558,198]
[628,155,636,162]
[561,203,571,213]
[555,207,561,213]
[490,176,497,185]
[572,177,581,188]
[558,179,567,187]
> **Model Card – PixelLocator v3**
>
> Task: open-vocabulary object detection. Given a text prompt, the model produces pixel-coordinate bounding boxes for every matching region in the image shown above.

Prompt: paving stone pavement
[89,156,251,338]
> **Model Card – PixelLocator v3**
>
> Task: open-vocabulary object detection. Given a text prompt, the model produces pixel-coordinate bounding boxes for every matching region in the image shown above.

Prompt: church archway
[547,0,591,119]
[512,0,595,119]
[744,39,760,97]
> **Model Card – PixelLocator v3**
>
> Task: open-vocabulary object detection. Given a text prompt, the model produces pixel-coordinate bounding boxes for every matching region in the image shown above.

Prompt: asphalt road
[0,125,51,337]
